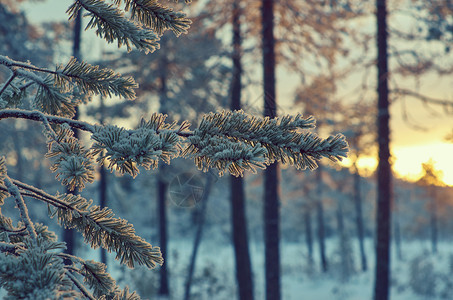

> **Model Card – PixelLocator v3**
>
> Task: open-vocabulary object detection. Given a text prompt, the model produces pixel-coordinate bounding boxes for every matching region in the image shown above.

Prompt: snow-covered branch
[3,176,37,241]
[0,109,96,132]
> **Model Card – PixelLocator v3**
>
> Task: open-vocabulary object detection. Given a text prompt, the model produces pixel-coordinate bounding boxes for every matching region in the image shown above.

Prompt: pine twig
[10,178,163,270]
[0,71,17,98]
[68,0,159,53]
[3,176,37,241]
[65,270,97,300]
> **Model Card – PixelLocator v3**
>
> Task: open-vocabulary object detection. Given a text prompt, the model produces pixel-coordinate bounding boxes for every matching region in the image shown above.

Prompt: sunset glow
[343,143,453,186]
[392,143,453,186]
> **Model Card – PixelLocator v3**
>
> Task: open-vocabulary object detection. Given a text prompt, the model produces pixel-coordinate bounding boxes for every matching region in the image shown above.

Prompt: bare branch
[392,88,453,108]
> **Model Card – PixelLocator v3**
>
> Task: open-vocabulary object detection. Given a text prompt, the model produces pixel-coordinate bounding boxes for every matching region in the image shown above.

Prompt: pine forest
[0,0,453,299]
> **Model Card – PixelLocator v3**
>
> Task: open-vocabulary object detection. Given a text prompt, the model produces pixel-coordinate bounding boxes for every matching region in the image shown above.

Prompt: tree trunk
[183,176,213,300]
[316,167,328,272]
[99,94,107,265]
[261,1,280,299]
[99,163,108,265]
[353,169,367,271]
[64,8,82,256]
[230,1,254,298]
[304,207,313,263]
[374,0,392,299]
[158,43,170,296]
[231,177,254,300]
[393,190,402,261]
[158,166,169,295]
[337,195,353,281]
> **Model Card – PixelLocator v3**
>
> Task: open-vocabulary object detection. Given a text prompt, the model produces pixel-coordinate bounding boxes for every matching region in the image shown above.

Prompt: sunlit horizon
[343,142,453,186]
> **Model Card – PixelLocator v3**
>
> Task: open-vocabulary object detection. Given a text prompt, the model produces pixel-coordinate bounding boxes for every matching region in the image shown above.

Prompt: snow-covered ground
[143,238,453,300]
[2,238,451,299]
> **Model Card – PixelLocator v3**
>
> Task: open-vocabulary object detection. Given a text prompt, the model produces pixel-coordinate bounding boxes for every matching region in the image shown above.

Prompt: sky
[20,0,453,186]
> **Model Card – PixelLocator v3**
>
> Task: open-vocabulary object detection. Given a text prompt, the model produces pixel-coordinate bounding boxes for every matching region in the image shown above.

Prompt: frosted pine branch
[119,0,191,36]
[0,56,138,115]
[65,271,97,300]
[0,237,77,299]
[73,258,119,298]
[0,110,348,179]
[47,192,163,269]
[184,110,349,173]
[3,178,163,269]
[55,57,138,100]
[0,109,96,132]
[46,124,96,191]
[0,241,21,254]
[91,114,181,177]
[0,157,8,204]
[3,176,38,241]
[183,135,269,176]
[0,72,17,99]
[68,0,160,53]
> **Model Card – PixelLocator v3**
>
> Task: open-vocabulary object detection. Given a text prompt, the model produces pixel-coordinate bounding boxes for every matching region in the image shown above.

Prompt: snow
[75,238,453,300]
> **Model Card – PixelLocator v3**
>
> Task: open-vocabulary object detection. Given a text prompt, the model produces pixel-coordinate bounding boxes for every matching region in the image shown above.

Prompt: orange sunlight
[341,142,453,186]
[392,143,453,186]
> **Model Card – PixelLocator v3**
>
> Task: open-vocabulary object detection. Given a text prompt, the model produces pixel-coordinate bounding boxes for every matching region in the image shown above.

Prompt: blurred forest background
[1,0,453,299]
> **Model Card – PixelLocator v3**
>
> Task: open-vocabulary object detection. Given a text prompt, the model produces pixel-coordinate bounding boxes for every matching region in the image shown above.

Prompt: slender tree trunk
[183,176,213,300]
[99,166,107,265]
[158,165,169,295]
[316,167,328,272]
[304,207,313,262]
[337,195,353,281]
[374,0,392,299]
[158,44,170,296]
[393,191,402,261]
[99,94,107,265]
[353,168,367,271]
[64,8,82,256]
[261,1,280,299]
[230,1,254,298]
[99,163,108,264]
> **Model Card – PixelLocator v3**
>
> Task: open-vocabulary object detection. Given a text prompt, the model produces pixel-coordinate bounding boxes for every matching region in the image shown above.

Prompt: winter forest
[1,0,453,299]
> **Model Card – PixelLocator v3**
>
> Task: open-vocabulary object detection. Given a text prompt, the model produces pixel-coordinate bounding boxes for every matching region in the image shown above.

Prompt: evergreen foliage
[0,0,348,298]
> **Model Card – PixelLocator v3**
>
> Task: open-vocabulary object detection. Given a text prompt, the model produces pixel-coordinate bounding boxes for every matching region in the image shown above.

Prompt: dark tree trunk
[158,44,170,296]
[64,8,82,256]
[183,176,213,300]
[316,168,328,272]
[231,177,254,300]
[304,207,313,262]
[374,0,392,299]
[261,1,280,299]
[353,169,367,271]
[99,95,107,265]
[230,1,254,299]
[393,191,402,261]
[157,166,169,295]
[99,164,108,265]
